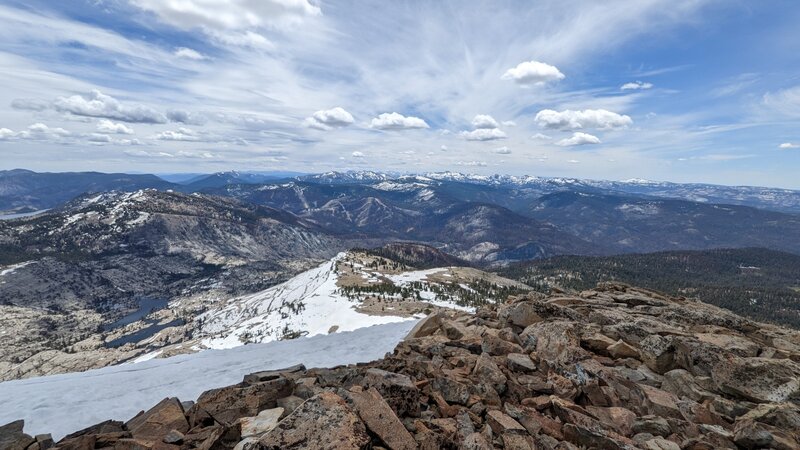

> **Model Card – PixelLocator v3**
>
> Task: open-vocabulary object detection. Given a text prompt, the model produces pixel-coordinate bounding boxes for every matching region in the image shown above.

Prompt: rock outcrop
[7,282,800,449]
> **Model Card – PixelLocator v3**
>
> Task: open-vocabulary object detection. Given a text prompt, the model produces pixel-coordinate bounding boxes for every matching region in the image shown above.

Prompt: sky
[0,0,799,188]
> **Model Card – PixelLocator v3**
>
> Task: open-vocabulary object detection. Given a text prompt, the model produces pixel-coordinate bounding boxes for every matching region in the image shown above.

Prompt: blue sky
[0,0,798,188]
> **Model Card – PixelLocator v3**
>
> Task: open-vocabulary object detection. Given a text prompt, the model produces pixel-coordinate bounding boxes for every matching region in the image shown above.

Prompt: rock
[163,429,185,444]
[193,376,293,425]
[506,353,536,373]
[585,406,636,437]
[607,339,640,359]
[639,384,684,420]
[637,335,676,374]
[581,332,617,355]
[363,368,420,417]
[520,320,588,364]
[695,333,759,357]
[481,335,523,356]
[243,364,306,384]
[405,312,443,339]
[473,352,507,394]
[240,408,284,438]
[461,432,492,450]
[259,391,369,450]
[126,397,189,442]
[350,387,416,450]
[430,377,470,406]
[712,356,800,403]
[34,434,55,450]
[276,396,304,416]
[499,298,578,328]
[661,369,713,402]
[485,410,525,435]
[642,437,681,450]
[0,420,34,450]
[632,416,672,437]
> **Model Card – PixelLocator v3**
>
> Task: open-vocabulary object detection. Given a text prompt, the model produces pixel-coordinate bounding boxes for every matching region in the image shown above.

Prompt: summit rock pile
[5,283,800,449]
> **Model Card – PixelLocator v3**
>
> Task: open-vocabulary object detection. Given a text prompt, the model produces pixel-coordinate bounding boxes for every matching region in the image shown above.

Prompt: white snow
[385,267,447,284]
[0,320,417,440]
[0,261,34,277]
[196,253,414,349]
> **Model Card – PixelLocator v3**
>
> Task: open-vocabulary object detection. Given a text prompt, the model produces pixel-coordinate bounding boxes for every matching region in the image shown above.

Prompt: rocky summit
[5,283,800,449]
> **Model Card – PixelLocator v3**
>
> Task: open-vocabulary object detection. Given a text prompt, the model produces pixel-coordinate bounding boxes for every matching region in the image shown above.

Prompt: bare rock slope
[8,283,800,449]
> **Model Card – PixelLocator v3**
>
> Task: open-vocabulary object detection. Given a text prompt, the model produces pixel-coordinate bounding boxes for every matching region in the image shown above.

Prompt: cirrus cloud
[369,112,429,130]
[502,60,564,85]
[535,109,632,130]
[556,132,601,146]
[779,142,799,149]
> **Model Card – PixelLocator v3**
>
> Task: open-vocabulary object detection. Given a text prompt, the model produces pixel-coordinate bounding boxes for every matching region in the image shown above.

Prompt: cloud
[471,114,499,129]
[87,133,112,143]
[54,90,167,123]
[0,128,15,139]
[351,151,365,158]
[11,98,49,111]
[456,161,488,167]
[501,60,564,85]
[779,142,799,149]
[531,133,551,140]
[154,127,199,141]
[131,0,320,48]
[305,107,355,130]
[763,86,800,116]
[621,81,653,90]
[461,128,507,141]
[22,123,71,138]
[370,112,429,130]
[567,159,580,164]
[556,132,601,146]
[174,47,207,60]
[502,120,517,127]
[166,110,205,125]
[535,109,632,130]
[494,146,512,154]
[440,145,448,151]
[96,119,134,134]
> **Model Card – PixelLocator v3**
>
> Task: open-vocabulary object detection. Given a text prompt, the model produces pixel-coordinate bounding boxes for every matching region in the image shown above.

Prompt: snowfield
[196,253,415,349]
[0,320,418,440]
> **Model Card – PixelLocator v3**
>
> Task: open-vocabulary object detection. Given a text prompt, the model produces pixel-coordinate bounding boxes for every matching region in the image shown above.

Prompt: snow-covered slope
[196,253,412,349]
[0,320,417,440]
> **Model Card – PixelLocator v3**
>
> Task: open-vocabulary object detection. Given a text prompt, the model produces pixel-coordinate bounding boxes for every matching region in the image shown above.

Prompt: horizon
[0,1,799,189]
[4,166,800,192]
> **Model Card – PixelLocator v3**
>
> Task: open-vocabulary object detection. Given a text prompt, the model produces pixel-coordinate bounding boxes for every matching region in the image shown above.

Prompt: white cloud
[621,81,653,90]
[494,146,512,154]
[54,90,167,123]
[96,119,134,134]
[174,47,207,60]
[556,132,601,146]
[440,145,448,151]
[763,86,800,116]
[501,60,564,85]
[304,107,355,130]
[166,110,205,125]
[87,133,112,143]
[456,160,487,167]
[131,0,320,48]
[535,109,632,130]
[779,142,799,149]
[531,133,551,140]
[502,120,517,127]
[0,128,15,139]
[154,127,198,141]
[471,114,499,129]
[460,128,507,141]
[369,112,429,130]
[352,151,365,158]
[567,159,581,164]
[20,123,71,139]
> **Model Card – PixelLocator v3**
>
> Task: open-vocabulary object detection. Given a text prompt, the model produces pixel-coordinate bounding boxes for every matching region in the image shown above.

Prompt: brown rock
[481,335,524,356]
[430,377,470,406]
[585,406,636,436]
[637,335,677,374]
[243,364,306,384]
[0,420,34,450]
[712,356,800,403]
[695,333,759,358]
[520,320,588,364]
[639,385,684,420]
[193,376,293,425]
[240,407,284,438]
[405,312,443,339]
[506,353,536,373]
[259,391,369,450]
[473,352,507,394]
[486,410,525,435]
[607,340,640,359]
[363,368,421,417]
[350,387,416,450]
[126,397,189,442]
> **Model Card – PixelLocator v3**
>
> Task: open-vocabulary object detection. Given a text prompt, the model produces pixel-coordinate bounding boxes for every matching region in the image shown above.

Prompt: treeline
[499,247,800,329]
